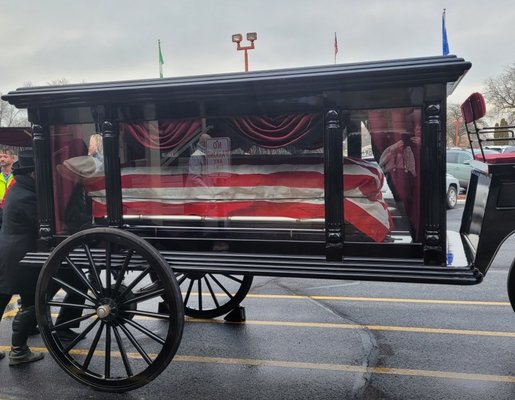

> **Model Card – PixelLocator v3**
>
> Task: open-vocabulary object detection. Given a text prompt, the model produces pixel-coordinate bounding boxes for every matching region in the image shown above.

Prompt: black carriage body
[4,55,487,285]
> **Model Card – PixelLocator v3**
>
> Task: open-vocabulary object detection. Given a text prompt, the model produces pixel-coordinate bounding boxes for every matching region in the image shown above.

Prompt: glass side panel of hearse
[101,106,421,247]
[47,111,421,251]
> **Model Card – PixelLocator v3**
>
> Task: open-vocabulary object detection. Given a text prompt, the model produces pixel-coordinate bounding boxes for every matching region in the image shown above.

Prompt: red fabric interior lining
[476,152,515,164]
[461,92,486,123]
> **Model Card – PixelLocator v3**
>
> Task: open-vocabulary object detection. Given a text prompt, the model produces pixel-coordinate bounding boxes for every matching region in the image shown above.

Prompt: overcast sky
[1,0,513,106]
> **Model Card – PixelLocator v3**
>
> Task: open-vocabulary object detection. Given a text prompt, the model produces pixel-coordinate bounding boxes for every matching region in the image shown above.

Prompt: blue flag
[442,9,449,56]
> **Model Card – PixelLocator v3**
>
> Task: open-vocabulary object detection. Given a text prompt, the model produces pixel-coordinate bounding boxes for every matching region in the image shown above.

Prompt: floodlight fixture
[231,32,257,72]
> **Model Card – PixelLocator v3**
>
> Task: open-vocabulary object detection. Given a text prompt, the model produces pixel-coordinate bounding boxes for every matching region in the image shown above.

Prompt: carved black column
[102,121,123,228]
[32,123,55,249]
[423,103,445,264]
[324,110,343,261]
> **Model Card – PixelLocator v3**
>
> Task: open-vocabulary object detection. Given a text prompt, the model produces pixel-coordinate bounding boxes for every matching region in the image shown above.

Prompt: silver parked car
[366,157,459,209]
[445,173,460,209]
[446,147,498,189]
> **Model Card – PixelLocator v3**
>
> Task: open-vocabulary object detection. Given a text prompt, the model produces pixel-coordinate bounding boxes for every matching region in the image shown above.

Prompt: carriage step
[21,249,481,286]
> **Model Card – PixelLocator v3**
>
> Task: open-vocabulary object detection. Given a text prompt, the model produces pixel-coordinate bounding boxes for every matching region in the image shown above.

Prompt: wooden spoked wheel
[175,272,253,319]
[508,259,515,313]
[36,228,184,392]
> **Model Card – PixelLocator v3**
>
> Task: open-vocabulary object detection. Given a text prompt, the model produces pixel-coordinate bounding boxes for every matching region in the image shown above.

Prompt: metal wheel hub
[185,272,206,280]
[96,304,112,319]
[96,298,118,322]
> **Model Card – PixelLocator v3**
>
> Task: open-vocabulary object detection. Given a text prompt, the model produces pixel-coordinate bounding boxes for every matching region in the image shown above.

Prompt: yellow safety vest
[0,172,14,203]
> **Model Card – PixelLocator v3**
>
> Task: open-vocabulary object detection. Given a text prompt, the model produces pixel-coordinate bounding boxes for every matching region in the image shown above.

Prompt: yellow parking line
[244,294,510,307]
[0,345,513,383]
[1,309,17,318]
[174,355,515,383]
[1,297,20,318]
[3,309,513,339]
[179,292,510,306]
[28,314,515,338]
[187,318,515,338]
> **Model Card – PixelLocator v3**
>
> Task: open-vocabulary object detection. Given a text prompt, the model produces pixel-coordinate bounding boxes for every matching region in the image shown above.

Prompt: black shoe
[9,349,44,366]
[0,351,5,360]
[55,328,82,341]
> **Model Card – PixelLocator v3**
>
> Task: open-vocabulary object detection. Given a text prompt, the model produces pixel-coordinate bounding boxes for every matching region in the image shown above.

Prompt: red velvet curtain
[368,108,421,240]
[122,119,202,150]
[224,113,321,148]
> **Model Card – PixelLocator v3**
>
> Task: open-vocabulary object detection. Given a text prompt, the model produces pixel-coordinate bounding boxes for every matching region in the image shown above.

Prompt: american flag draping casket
[67,156,393,242]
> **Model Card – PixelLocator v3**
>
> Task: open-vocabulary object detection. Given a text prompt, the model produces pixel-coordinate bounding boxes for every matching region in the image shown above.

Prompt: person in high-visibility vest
[0,149,16,227]
[0,149,16,205]
[0,177,15,226]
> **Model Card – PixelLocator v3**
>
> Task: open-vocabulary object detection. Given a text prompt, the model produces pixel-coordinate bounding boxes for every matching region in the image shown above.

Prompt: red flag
[334,32,338,62]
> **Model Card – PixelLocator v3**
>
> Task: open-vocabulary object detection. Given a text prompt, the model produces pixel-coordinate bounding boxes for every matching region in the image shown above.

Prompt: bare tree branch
[484,64,515,124]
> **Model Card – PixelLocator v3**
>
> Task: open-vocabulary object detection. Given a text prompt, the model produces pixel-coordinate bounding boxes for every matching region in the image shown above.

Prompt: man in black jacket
[0,150,44,365]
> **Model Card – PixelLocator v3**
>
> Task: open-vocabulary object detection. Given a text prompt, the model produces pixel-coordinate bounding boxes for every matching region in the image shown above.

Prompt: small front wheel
[175,272,253,319]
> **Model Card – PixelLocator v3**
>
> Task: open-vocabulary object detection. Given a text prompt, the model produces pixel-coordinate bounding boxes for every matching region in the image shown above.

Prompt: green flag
[158,40,164,78]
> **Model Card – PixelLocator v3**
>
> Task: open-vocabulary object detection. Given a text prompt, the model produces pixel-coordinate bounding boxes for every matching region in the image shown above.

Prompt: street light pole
[454,116,463,146]
[232,32,257,72]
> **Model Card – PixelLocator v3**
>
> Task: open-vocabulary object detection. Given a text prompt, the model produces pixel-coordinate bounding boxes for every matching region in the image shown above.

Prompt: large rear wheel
[508,259,515,313]
[36,228,184,393]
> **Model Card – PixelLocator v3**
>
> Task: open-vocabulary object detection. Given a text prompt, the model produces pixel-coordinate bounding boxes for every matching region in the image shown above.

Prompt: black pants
[0,289,36,322]
[1,289,38,352]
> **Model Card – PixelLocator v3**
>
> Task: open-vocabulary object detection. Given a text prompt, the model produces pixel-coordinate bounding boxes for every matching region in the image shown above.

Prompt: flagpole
[334,32,338,64]
[442,9,449,56]
[158,39,164,78]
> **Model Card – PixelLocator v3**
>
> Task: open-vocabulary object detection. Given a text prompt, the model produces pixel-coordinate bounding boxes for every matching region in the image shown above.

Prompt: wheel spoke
[51,276,97,304]
[122,309,171,321]
[208,274,235,300]
[118,323,153,365]
[198,279,203,311]
[204,276,220,308]
[112,325,133,377]
[52,311,97,331]
[105,324,112,378]
[83,321,105,370]
[222,274,244,284]
[64,318,100,353]
[82,243,104,295]
[122,288,165,306]
[138,280,160,292]
[112,249,134,293]
[65,256,101,297]
[105,242,112,297]
[120,316,166,345]
[183,279,195,306]
[47,301,95,310]
[116,266,152,301]
[177,274,188,285]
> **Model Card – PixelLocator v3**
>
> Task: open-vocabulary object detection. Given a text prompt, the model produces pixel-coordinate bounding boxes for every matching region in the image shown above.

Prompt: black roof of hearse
[2,55,470,109]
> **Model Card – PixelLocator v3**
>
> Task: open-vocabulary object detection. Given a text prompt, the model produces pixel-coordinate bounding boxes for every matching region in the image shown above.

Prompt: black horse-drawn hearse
[2,55,514,392]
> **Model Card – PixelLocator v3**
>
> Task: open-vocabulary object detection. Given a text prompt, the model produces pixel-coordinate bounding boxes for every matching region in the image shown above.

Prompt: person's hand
[379,140,404,173]
[410,136,421,145]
